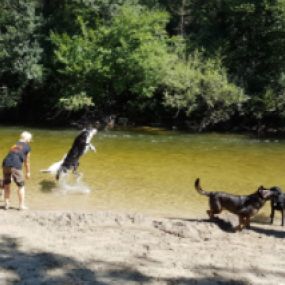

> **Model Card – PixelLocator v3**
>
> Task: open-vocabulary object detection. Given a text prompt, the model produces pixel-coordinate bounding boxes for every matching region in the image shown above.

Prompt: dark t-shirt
[2,141,31,170]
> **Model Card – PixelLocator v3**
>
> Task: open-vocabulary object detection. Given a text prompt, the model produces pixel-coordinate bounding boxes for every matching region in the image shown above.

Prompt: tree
[163,51,246,130]
[51,4,174,115]
[173,0,285,130]
[0,0,43,108]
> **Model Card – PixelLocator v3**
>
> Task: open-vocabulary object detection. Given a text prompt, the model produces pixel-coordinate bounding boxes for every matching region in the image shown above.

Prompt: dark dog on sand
[195,178,274,231]
[268,186,285,226]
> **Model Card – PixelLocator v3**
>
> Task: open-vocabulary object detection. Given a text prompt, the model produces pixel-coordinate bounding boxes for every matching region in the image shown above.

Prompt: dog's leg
[270,200,275,224]
[235,216,245,232]
[208,197,222,220]
[0,180,3,200]
[72,169,79,176]
[75,172,83,183]
[245,216,251,229]
[207,210,215,219]
[282,210,284,226]
[56,167,62,180]
[234,225,242,232]
[89,143,96,152]
[207,208,223,220]
[56,166,69,180]
[72,163,80,176]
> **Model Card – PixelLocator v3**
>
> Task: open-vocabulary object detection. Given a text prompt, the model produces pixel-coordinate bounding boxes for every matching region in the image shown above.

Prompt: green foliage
[51,3,247,129]
[0,0,43,107]
[1,0,285,130]
[51,4,173,111]
[251,74,285,122]
[224,0,285,94]
[163,52,246,129]
[0,87,18,108]
[59,92,94,111]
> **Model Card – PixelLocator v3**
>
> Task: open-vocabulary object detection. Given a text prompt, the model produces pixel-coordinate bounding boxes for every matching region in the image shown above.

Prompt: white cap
[20,131,33,143]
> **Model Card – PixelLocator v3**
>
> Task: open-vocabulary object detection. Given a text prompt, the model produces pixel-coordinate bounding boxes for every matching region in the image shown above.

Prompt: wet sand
[0,210,284,285]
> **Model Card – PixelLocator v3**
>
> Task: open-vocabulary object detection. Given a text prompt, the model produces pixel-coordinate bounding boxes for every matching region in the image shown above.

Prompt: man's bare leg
[4,184,11,210]
[18,186,28,210]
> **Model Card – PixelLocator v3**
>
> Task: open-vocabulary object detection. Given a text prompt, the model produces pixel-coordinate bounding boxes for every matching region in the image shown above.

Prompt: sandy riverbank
[0,209,284,285]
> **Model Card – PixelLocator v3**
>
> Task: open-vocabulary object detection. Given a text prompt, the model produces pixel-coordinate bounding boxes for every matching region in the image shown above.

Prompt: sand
[0,209,284,285]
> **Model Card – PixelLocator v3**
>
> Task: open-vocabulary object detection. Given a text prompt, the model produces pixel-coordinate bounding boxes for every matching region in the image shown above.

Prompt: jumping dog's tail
[194,178,211,196]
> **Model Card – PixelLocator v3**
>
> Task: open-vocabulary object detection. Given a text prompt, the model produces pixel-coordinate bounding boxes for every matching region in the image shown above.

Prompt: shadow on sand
[0,234,250,285]
[168,216,236,233]
[168,215,285,238]
[249,225,285,238]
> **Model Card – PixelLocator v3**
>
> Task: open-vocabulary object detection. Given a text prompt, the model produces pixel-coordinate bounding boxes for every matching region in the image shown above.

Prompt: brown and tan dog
[195,178,274,231]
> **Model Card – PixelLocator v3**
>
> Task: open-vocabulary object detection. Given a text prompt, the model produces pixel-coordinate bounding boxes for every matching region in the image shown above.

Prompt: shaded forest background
[1,0,285,133]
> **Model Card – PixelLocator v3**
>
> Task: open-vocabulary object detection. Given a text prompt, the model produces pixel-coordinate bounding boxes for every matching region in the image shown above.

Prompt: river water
[1,126,285,218]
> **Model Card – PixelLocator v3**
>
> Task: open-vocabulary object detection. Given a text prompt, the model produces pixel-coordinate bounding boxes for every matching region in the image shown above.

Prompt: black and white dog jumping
[56,127,97,180]
[41,127,97,180]
[41,115,115,180]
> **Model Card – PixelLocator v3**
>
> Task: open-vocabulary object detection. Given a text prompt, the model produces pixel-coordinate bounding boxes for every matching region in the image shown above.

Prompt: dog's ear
[258,185,267,191]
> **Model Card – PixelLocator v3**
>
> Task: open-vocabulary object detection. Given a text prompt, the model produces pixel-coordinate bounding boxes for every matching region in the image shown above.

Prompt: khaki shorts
[3,167,25,187]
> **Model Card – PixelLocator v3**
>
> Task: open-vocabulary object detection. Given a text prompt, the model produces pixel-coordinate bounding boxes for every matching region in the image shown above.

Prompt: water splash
[57,173,91,194]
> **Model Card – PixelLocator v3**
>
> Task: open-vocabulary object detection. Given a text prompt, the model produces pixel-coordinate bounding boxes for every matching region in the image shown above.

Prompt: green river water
[1,126,285,218]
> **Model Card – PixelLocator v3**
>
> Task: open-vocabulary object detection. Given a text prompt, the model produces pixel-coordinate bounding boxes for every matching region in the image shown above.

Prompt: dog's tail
[194,178,211,196]
[40,169,52,173]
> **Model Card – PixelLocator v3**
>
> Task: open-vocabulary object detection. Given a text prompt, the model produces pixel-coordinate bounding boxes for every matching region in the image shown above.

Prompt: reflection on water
[1,126,285,218]
[39,180,56,193]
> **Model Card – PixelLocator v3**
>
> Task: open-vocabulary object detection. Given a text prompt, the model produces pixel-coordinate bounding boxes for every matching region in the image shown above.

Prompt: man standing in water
[2,131,32,210]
